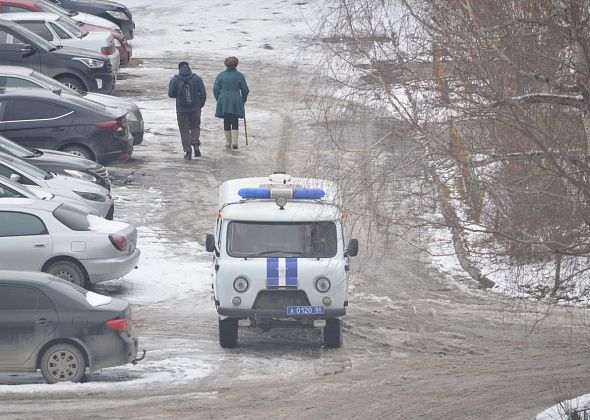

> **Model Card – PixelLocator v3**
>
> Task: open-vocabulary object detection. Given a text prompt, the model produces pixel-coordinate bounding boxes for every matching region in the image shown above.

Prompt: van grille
[252,290,310,310]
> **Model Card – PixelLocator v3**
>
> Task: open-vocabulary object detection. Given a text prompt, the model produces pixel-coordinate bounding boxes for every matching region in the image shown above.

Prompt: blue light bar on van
[238,188,325,200]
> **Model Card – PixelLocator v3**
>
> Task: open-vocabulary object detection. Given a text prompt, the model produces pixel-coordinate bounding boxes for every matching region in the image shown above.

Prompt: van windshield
[227,221,337,258]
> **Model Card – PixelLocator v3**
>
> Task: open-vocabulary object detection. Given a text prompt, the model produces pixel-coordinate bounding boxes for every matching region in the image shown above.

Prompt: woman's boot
[224,131,232,148]
[231,129,239,150]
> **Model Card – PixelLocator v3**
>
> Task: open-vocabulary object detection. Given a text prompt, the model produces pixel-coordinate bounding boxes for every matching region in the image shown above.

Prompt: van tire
[219,318,238,348]
[324,318,342,348]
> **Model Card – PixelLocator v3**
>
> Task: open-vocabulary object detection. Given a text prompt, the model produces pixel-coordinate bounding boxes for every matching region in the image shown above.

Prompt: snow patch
[85,291,112,307]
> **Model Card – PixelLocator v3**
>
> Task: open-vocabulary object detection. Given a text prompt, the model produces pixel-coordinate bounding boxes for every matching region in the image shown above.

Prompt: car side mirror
[346,239,358,257]
[9,174,20,183]
[205,234,215,253]
[21,44,36,58]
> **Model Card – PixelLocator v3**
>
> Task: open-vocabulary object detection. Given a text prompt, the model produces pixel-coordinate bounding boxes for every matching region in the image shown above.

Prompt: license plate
[287,306,325,316]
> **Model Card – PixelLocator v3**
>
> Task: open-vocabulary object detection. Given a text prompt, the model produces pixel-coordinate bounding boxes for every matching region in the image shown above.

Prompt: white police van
[205,173,358,348]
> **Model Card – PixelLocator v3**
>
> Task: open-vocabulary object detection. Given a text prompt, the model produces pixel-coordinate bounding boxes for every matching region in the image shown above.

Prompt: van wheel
[40,343,86,384]
[324,318,342,348]
[60,144,94,161]
[219,318,238,348]
[55,75,86,93]
[45,260,86,288]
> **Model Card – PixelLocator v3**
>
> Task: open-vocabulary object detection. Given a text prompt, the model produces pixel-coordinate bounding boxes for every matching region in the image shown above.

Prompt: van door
[0,27,41,70]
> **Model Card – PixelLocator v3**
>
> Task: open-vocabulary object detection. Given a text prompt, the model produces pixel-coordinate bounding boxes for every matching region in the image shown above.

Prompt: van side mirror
[205,234,215,253]
[21,44,36,58]
[9,174,20,183]
[346,239,358,257]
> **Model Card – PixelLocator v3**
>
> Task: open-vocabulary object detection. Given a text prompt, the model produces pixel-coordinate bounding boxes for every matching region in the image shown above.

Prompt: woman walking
[213,56,249,150]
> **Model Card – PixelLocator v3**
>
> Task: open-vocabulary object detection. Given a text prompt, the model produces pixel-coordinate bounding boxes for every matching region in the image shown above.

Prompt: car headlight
[107,10,129,20]
[126,111,138,122]
[315,277,331,293]
[74,191,107,202]
[233,276,249,293]
[63,169,97,183]
[73,57,105,68]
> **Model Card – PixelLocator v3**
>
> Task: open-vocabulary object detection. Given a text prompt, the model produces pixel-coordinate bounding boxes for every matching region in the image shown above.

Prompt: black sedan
[0,271,139,383]
[0,88,133,163]
[0,134,110,190]
[49,0,135,39]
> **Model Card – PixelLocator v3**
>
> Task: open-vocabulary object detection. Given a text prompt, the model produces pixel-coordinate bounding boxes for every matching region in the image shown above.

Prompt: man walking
[168,61,207,159]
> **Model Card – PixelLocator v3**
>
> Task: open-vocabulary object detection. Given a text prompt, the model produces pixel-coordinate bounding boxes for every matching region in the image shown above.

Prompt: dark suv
[0,19,114,93]
[0,88,133,163]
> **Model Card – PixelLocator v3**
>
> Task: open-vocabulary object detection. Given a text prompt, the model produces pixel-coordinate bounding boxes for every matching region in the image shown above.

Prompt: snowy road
[2,1,590,419]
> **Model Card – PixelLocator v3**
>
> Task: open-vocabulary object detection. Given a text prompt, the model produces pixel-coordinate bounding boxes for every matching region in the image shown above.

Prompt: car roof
[0,0,38,6]
[0,196,60,211]
[0,18,23,28]
[0,65,34,76]
[0,270,57,285]
[0,87,64,99]
[1,12,59,21]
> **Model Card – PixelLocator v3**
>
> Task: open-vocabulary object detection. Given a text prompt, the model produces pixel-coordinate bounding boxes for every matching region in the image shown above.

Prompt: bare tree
[307,0,590,295]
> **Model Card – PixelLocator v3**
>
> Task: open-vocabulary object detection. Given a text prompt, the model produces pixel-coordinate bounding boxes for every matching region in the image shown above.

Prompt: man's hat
[178,61,189,68]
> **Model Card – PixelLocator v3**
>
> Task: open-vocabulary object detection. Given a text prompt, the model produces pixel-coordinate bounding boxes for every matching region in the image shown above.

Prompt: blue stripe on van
[286,258,298,288]
[266,257,279,288]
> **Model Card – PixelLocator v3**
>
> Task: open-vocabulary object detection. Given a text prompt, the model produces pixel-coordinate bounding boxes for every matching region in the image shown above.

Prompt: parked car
[0,88,133,162]
[0,151,114,218]
[0,65,143,144]
[0,173,99,214]
[0,199,140,285]
[0,19,114,92]
[0,134,111,189]
[0,0,132,65]
[0,270,139,383]
[1,12,120,73]
[47,0,134,40]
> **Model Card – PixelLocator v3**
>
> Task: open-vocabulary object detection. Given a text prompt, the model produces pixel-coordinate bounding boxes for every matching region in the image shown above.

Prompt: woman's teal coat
[213,68,249,118]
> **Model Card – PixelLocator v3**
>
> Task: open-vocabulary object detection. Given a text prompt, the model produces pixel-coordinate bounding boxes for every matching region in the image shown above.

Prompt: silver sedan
[0,198,140,287]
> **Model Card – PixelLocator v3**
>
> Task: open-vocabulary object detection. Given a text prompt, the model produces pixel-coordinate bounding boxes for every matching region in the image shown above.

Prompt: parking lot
[2,0,590,418]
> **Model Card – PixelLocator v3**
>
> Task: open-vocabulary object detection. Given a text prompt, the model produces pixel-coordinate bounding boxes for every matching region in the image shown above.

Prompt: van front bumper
[217,307,346,318]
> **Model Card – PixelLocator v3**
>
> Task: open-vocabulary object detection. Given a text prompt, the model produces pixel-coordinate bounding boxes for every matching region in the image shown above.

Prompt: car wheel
[323,318,342,348]
[40,343,86,384]
[218,318,238,348]
[55,75,87,93]
[60,144,95,161]
[45,260,86,288]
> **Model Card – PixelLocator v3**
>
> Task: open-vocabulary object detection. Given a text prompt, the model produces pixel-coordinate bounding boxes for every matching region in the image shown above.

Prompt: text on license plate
[287,306,325,316]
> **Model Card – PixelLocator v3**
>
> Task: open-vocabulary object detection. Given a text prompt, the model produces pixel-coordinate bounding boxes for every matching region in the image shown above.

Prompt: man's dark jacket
[168,63,207,113]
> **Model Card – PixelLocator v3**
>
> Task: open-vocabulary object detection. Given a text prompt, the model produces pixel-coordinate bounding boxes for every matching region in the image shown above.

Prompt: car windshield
[28,70,80,96]
[56,16,84,38]
[53,203,91,231]
[0,152,50,180]
[12,23,55,52]
[226,221,338,258]
[36,0,70,18]
[0,135,34,158]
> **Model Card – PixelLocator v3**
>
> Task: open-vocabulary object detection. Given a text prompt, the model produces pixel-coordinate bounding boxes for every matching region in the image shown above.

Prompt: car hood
[73,0,128,12]
[34,149,101,170]
[46,173,109,196]
[52,45,108,62]
[74,12,119,30]
[85,92,139,114]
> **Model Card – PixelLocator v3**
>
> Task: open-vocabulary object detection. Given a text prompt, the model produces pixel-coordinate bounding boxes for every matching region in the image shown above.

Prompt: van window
[227,222,338,258]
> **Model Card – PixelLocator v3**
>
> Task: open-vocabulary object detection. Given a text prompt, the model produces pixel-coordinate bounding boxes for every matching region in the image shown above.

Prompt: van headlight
[74,191,107,202]
[64,169,97,183]
[315,277,331,293]
[233,276,249,292]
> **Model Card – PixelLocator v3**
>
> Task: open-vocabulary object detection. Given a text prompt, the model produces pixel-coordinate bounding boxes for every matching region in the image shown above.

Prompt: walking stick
[244,108,249,146]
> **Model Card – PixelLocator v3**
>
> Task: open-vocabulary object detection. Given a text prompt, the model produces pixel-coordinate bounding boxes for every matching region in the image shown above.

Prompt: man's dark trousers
[177,110,201,153]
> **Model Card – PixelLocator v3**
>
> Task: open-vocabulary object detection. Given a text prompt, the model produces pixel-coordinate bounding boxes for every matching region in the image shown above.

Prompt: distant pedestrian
[213,56,249,150]
[168,61,207,159]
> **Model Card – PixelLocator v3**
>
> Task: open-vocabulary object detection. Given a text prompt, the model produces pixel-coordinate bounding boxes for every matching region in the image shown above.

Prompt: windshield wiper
[240,250,305,258]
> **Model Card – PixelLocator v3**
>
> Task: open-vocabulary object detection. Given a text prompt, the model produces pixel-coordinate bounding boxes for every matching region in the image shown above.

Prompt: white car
[0,198,140,287]
[31,0,123,34]
[0,174,98,214]
[0,151,114,219]
[1,12,120,73]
